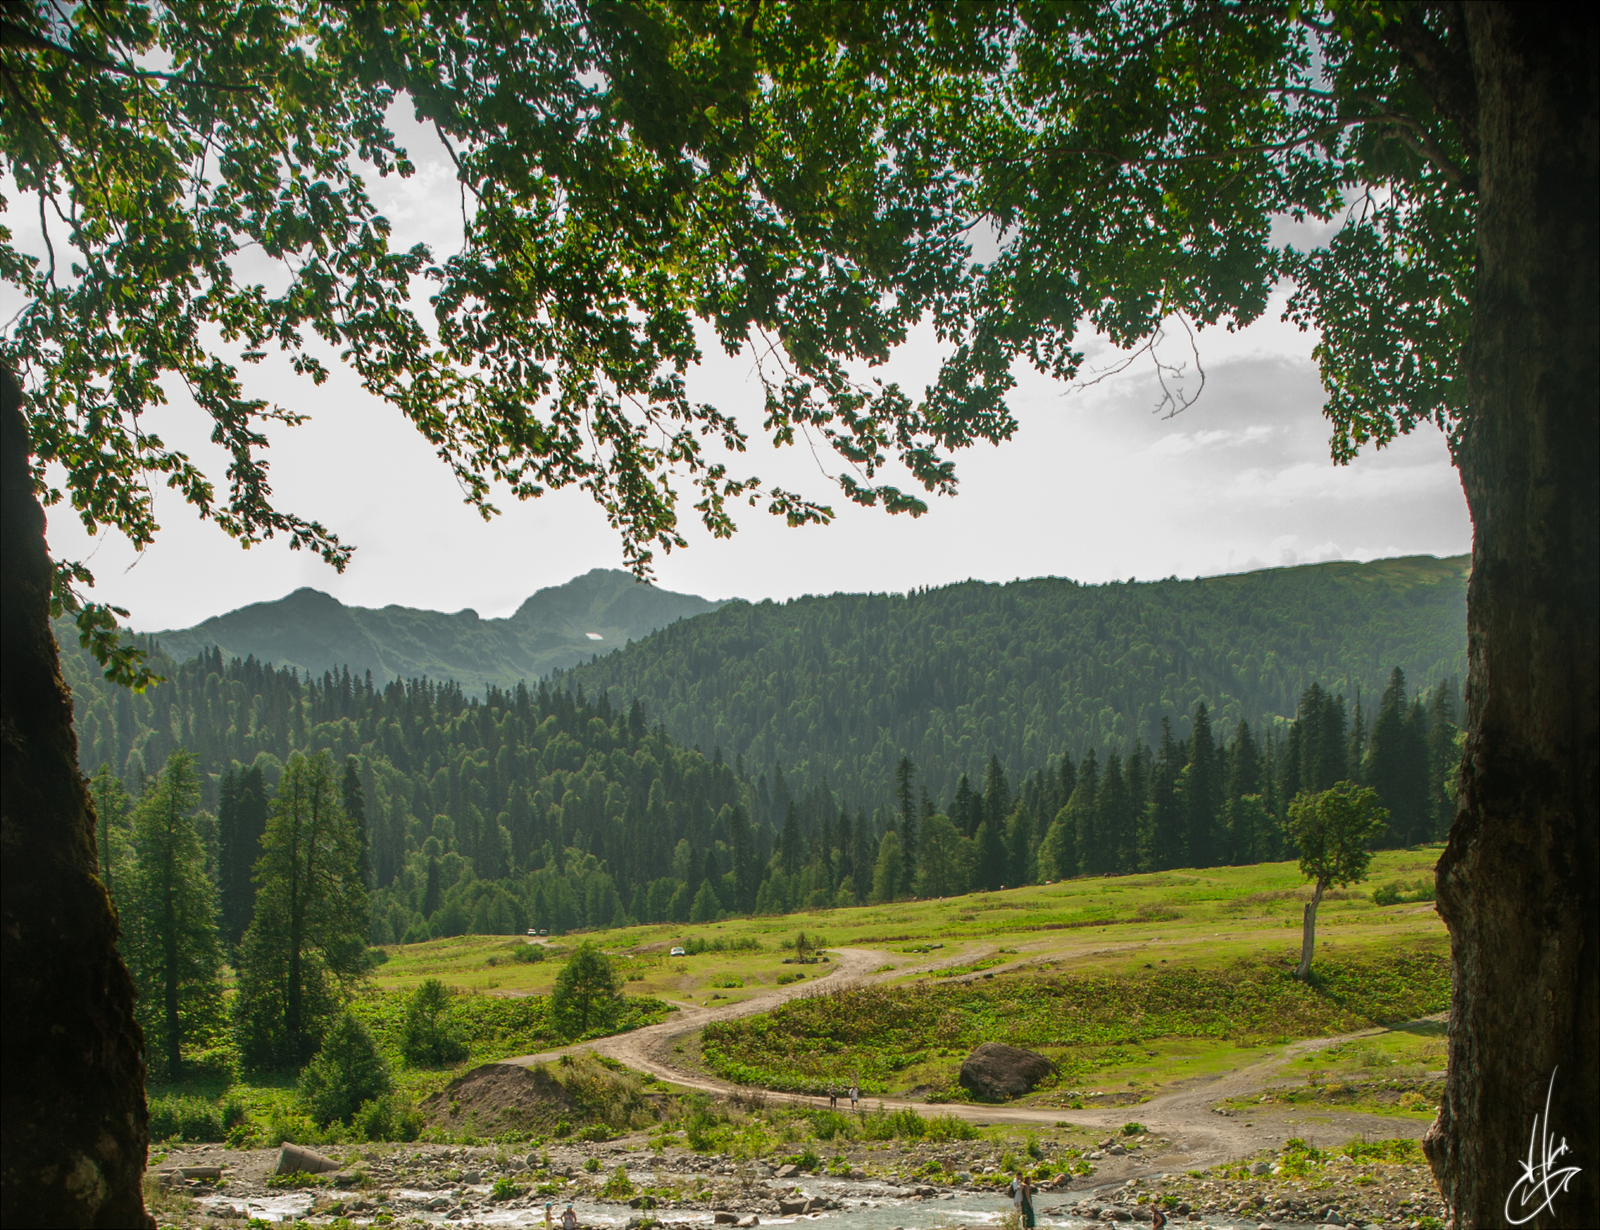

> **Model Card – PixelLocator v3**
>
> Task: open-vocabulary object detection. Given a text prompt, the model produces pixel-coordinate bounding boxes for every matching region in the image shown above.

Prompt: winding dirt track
[502,946,1435,1171]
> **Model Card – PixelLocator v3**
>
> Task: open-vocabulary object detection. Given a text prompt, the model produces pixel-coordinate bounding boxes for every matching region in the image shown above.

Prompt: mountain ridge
[141,568,727,686]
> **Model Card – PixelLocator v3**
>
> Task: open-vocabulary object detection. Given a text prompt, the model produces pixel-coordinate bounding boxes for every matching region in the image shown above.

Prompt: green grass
[145,849,1447,1145]
[368,848,1447,1010]
[144,982,672,1147]
[700,951,1449,1097]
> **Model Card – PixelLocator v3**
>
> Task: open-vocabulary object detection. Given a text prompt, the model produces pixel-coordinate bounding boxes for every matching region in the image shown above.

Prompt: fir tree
[983,755,1012,832]
[219,764,269,950]
[1186,703,1220,867]
[1098,754,1135,875]
[1068,749,1101,876]
[1366,667,1430,845]
[1143,719,1186,870]
[973,816,1009,891]
[1426,681,1462,839]
[341,756,369,888]
[895,755,918,892]
[234,750,369,1070]
[120,749,224,1079]
[870,830,904,903]
[88,763,130,899]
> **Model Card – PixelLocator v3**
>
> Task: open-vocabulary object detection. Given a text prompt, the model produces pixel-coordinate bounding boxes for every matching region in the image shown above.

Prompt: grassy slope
[372,848,1447,1003]
[148,851,1444,1149]
[370,850,1447,1117]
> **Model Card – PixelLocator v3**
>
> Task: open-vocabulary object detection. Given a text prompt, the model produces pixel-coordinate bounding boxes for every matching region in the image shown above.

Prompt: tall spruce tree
[1366,668,1430,846]
[341,756,369,888]
[1067,749,1100,877]
[1144,719,1186,871]
[895,755,919,893]
[219,765,269,950]
[119,749,223,1080]
[88,763,130,900]
[233,751,368,1070]
[1097,754,1135,875]
[1185,704,1221,867]
[1426,682,1462,840]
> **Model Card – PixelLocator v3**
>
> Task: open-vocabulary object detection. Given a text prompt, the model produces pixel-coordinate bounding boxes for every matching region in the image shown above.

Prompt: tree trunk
[1295,879,1325,981]
[1425,8,1599,1228]
[0,365,153,1226]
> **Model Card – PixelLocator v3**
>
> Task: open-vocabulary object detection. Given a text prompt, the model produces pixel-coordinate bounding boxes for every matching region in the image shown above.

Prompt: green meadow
[371,847,1447,1005]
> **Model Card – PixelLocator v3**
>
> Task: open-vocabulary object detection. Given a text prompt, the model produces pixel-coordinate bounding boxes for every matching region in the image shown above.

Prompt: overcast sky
[6,107,1472,633]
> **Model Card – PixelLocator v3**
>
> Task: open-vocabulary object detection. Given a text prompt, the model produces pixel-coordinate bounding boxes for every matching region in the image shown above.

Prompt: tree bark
[1425,8,1599,1228]
[0,364,153,1226]
[1295,879,1325,981]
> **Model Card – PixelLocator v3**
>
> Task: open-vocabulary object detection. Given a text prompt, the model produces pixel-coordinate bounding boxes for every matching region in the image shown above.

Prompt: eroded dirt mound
[420,1063,573,1135]
[959,1042,1054,1100]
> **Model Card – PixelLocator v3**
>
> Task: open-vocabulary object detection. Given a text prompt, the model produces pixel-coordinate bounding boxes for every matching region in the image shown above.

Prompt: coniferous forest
[59,555,1464,968]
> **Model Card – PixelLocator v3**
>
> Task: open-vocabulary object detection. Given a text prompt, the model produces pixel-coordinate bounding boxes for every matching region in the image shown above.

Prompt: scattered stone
[958,1042,1054,1100]
[714,1212,739,1224]
[1250,1161,1271,1175]
[736,1217,760,1228]
[774,1163,798,1179]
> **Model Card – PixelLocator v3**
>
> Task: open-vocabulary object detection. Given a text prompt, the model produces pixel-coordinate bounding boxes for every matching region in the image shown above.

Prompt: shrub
[804,1109,855,1141]
[354,1094,423,1142]
[583,1157,601,1173]
[1122,1122,1147,1135]
[602,1165,635,1198]
[923,1114,979,1142]
[298,1011,393,1127]
[147,1094,246,1142]
[492,1176,522,1201]
[401,979,470,1068]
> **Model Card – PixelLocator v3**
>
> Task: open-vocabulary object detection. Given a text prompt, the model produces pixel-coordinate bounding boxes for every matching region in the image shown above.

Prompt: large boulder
[958,1042,1053,1101]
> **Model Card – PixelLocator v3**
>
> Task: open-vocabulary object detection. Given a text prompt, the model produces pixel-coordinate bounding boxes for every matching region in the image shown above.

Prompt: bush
[1122,1122,1147,1135]
[804,1109,855,1141]
[354,1094,423,1142]
[401,979,470,1068]
[298,1011,393,1127]
[602,1165,635,1198]
[147,1094,246,1142]
[923,1114,979,1142]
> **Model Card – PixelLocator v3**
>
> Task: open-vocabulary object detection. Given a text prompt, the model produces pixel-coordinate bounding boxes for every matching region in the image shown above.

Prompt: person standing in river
[1020,1175,1036,1229]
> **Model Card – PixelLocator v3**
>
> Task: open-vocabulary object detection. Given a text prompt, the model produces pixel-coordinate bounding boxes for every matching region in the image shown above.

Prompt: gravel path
[501,949,1439,1173]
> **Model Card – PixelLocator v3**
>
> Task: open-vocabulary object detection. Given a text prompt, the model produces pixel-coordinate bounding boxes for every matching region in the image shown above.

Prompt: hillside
[556,555,1469,804]
[141,568,725,688]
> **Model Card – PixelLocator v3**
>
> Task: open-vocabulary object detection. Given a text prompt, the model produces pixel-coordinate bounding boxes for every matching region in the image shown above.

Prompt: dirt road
[502,946,1435,1170]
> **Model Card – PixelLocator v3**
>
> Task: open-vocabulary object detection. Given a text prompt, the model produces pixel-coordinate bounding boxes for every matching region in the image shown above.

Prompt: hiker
[849,1082,860,1111]
[561,1203,578,1230]
[828,1087,838,1111]
[1019,1174,1036,1229]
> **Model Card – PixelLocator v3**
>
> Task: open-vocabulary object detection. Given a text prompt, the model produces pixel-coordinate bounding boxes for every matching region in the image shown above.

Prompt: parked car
[527,928,537,936]
[539,929,549,936]
[670,946,686,957]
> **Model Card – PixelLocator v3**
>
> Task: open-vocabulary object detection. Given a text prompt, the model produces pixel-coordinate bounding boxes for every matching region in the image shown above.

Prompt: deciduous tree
[1285,783,1388,980]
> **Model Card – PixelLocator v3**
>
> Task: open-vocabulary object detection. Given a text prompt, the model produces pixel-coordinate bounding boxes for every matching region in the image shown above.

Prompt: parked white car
[670,946,686,957]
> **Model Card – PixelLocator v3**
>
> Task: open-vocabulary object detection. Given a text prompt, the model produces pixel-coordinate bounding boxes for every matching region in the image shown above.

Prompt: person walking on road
[848,1082,859,1112]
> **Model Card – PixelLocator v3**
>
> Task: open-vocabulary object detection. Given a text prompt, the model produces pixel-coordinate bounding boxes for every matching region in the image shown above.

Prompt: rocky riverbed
[146,1131,1449,1230]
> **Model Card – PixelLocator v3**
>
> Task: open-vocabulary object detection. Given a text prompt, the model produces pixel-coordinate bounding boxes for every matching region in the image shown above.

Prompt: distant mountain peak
[141,570,726,686]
